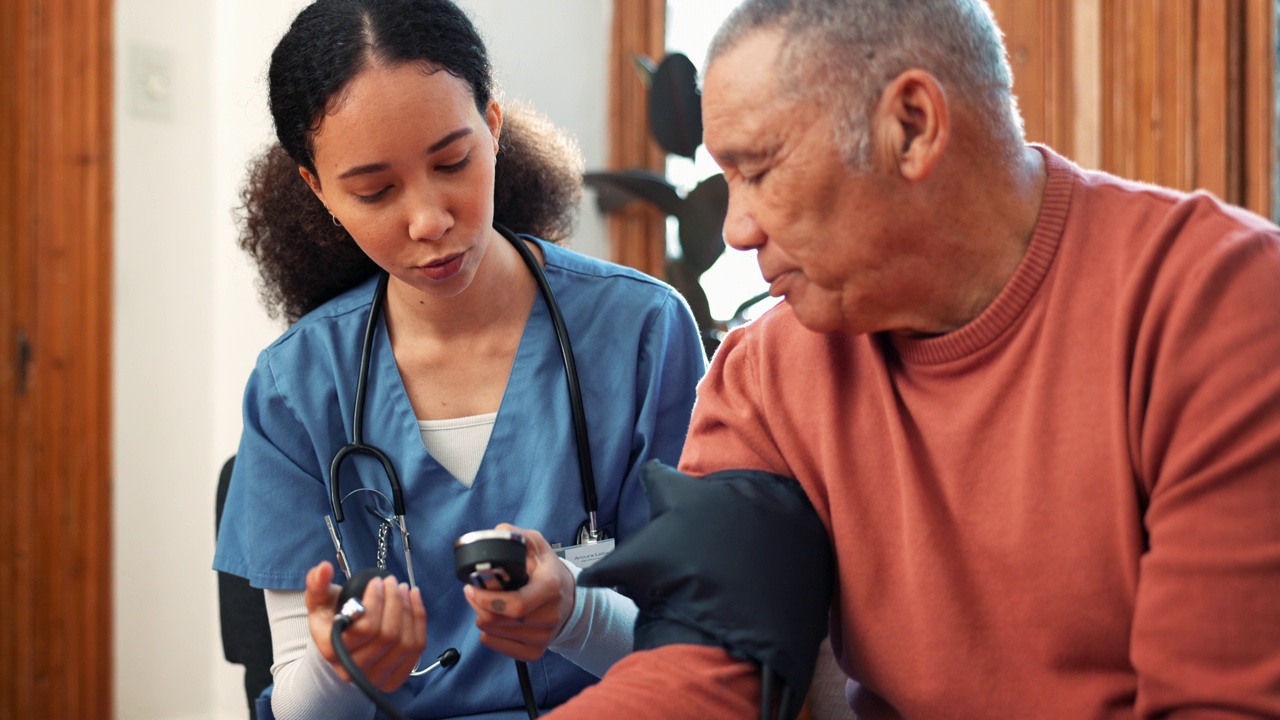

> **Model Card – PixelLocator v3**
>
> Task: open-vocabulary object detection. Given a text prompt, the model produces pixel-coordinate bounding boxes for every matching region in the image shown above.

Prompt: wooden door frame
[607,0,667,277]
[0,0,114,717]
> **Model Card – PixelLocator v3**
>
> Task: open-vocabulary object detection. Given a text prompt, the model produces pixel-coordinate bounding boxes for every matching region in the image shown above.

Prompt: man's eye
[354,187,391,203]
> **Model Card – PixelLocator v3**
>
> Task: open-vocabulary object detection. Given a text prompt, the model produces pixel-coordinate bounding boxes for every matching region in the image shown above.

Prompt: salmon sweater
[545,148,1280,719]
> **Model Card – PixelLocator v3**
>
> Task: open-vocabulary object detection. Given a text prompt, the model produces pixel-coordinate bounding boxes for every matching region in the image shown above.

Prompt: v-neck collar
[368,248,555,489]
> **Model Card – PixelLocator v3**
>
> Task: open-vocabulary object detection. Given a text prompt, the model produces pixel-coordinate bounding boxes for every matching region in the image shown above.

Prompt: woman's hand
[304,560,428,692]
[463,524,576,662]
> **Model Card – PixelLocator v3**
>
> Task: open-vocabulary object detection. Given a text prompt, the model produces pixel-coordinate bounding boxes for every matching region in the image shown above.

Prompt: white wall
[114,0,220,717]
[462,0,611,261]
[113,1,612,717]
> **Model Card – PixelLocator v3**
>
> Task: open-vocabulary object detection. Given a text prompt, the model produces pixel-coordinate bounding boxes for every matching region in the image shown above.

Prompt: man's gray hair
[707,0,1025,169]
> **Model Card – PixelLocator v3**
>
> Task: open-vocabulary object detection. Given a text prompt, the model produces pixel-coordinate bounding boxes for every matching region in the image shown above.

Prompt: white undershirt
[417,412,497,488]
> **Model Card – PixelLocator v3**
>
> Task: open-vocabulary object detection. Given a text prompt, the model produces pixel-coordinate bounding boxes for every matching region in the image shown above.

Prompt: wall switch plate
[129,43,174,121]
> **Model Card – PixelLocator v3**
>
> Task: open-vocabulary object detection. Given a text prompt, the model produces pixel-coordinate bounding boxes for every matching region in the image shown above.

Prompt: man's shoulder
[1074,164,1278,238]
[1038,145,1275,238]
[1071,177,1280,307]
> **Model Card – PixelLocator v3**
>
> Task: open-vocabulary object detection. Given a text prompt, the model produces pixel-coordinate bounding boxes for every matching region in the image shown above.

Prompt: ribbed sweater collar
[890,145,1075,365]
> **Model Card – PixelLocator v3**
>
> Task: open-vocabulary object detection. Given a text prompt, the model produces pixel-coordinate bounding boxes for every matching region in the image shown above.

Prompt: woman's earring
[330,213,342,227]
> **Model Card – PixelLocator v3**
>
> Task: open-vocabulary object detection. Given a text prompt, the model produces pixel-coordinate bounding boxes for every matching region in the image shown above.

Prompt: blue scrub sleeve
[616,290,707,540]
[214,352,335,590]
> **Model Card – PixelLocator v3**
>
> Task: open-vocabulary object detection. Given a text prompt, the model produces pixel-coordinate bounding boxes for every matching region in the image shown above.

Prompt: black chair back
[215,455,273,719]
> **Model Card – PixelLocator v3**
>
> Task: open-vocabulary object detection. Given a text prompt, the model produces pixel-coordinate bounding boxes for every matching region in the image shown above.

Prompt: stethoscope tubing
[327,223,599,542]
[330,269,405,522]
[501,224,600,522]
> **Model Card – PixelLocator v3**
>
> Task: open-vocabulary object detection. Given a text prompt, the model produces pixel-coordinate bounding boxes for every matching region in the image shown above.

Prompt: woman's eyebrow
[426,127,473,154]
[336,128,476,180]
[338,162,390,180]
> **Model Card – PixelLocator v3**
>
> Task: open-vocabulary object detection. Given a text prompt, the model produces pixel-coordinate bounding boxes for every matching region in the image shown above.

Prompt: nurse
[211,0,707,718]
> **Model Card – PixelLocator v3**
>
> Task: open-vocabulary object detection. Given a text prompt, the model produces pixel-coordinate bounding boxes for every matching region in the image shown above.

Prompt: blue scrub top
[214,238,706,719]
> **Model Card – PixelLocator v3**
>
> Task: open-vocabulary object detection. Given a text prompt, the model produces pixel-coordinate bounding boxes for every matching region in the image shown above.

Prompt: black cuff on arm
[578,460,835,714]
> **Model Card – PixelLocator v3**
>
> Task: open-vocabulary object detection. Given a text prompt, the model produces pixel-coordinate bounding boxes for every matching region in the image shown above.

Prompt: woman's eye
[438,155,471,173]
[354,187,391,204]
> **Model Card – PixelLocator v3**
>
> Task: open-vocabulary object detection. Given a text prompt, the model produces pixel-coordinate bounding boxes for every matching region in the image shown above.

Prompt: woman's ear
[485,100,503,155]
[873,69,949,181]
[298,166,326,204]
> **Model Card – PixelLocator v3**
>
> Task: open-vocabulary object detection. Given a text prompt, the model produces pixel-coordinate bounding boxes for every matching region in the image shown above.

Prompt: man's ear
[299,166,325,205]
[873,69,948,181]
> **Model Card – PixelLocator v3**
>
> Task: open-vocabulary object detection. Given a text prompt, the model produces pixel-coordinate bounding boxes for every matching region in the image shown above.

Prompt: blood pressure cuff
[578,460,835,706]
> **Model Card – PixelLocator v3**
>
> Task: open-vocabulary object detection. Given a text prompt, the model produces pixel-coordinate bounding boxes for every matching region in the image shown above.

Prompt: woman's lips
[417,252,464,281]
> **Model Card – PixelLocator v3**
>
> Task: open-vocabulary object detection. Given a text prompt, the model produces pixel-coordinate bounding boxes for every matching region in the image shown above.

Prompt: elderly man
[545,0,1280,718]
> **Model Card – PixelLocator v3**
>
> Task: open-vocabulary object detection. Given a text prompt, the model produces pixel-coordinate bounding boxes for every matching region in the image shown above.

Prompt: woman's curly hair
[237,0,584,323]
[237,103,583,323]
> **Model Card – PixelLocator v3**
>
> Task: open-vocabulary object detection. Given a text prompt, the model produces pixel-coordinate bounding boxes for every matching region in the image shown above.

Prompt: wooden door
[0,0,114,717]
[990,0,1273,218]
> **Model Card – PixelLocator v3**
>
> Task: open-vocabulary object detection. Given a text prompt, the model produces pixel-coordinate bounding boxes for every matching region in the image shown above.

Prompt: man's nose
[722,192,764,251]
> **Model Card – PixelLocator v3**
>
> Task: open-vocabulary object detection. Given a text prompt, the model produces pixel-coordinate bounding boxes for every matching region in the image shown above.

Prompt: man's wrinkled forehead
[704,0,800,72]
[702,28,794,167]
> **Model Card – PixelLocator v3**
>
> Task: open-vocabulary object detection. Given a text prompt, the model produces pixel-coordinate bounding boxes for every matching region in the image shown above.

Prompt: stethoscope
[322,223,608,598]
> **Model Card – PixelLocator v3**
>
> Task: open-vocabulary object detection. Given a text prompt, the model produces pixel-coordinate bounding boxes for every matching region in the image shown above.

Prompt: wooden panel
[1098,0,1270,215]
[0,0,114,717]
[608,0,667,276]
[1243,0,1274,217]
[1195,0,1239,201]
[0,0,38,712]
[988,0,1076,158]
[1103,0,1197,190]
[1072,0,1103,169]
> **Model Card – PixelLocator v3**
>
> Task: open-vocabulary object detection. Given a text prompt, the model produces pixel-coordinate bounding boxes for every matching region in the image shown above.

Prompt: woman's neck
[380,227,543,420]
[384,227,539,344]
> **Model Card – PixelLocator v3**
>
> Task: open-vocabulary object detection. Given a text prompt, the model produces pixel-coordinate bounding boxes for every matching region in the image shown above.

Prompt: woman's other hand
[463,524,576,662]
[304,560,428,692]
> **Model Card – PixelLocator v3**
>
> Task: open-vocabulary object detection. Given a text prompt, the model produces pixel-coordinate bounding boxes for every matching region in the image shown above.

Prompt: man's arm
[544,645,760,719]
[545,325,824,717]
[1131,229,1280,717]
